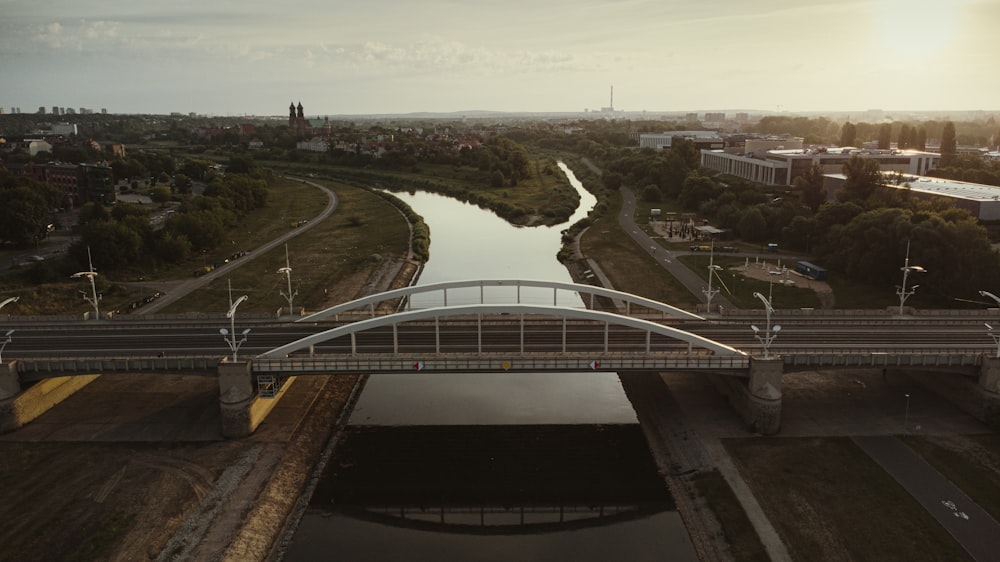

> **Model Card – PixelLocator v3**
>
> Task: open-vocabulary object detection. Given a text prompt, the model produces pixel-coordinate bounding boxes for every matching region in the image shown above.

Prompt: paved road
[136,178,338,315]
[853,435,1000,561]
[617,187,735,310]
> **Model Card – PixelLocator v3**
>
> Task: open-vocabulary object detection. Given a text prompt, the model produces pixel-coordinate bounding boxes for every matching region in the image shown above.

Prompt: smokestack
[610,85,614,110]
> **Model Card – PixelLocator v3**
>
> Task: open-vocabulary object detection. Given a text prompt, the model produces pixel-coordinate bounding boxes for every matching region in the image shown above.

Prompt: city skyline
[1,0,998,116]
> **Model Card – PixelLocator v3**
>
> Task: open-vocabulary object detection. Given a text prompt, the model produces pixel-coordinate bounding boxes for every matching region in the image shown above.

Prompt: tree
[737,206,768,242]
[916,127,927,150]
[898,124,912,149]
[877,124,892,149]
[641,184,661,202]
[837,156,881,202]
[840,121,857,147]
[151,185,172,206]
[940,121,957,166]
[0,185,49,246]
[793,164,827,212]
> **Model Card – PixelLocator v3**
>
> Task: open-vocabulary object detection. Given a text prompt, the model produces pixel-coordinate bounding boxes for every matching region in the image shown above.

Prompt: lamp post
[278,244,297,316]
[70,246,101,320]
[986,323,1000,359]
[221,280,250,362]
[0,296,19,314]
[896,240,925,315]
[751,289,781,359]
[0,329,13,362]
[903,393,911,432]
[702,242,721,312]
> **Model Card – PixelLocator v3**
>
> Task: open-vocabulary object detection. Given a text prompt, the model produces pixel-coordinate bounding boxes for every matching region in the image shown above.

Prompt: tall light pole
[221,280,250,362]
[751,289,781,359]
[278,244,297,316]
[0,329,13,362]
[986,323,1000,359]
[70,246,101,320]
[0,296,19,314]
[896,240,926,315]
[702,242,721,312]
[903,393,911,432]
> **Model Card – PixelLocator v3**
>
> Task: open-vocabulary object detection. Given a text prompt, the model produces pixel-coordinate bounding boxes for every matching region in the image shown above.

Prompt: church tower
[288,102,296,128]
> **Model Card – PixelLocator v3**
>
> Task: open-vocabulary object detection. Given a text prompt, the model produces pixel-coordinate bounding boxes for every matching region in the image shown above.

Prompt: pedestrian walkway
[853,435,1000,562]
[617,187,734,310]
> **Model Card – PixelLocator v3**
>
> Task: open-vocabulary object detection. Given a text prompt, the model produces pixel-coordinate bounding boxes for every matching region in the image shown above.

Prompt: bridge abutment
[903,356,1000,431]
[708,357,783,435]
[0,361,100,434]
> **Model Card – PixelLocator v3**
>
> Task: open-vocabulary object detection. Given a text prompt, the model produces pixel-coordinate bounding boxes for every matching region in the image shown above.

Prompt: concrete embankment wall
[0,370,100,433]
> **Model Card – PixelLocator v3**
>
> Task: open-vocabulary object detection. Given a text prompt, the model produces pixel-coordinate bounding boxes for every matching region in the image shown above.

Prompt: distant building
[51,122,78,136]
[296,137,330,152]
[701,147,940,186]
[639,131,723,150]
[823,171,1000,220]
[288,101,332,137]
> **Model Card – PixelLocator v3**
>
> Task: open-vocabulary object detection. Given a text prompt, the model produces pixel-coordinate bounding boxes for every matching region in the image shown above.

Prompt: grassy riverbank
[272,157,579,226]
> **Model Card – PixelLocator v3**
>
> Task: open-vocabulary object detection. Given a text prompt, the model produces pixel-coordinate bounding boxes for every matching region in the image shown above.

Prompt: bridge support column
[978,356,1000,429]
[707,357,783,435]
[745,357,783,434]
[219,360,256,438]
[0,361,20,401]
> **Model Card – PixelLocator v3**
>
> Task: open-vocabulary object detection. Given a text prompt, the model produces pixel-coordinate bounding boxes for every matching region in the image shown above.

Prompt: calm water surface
[283,163,697,561]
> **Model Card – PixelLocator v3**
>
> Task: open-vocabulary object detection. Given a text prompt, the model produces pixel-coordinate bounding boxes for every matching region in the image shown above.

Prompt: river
[282,163,697,560]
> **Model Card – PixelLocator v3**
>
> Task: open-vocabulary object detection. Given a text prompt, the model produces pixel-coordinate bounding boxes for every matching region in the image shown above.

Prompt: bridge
[2,280,999,437]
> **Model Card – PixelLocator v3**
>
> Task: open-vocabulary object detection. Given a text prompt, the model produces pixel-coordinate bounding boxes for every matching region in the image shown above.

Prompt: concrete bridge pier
[707,357,783,435]
[0,361,100,434]
[218,360,294,438]
[977,356,1000,429]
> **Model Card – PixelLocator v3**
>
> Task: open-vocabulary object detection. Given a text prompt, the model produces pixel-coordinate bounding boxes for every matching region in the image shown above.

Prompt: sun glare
[875,0,966,57]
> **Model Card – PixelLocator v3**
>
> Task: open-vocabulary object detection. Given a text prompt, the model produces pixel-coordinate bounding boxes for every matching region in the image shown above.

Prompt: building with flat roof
[822,172,1000,220]
[639,131,723,151]
[701,147,940,186]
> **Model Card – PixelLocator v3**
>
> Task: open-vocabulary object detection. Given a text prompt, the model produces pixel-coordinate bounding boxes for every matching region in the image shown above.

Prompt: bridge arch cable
[296,279,705,322]
[260,303,743,359]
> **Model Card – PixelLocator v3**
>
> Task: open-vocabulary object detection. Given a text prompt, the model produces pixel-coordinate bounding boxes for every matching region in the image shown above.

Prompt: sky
[1,0,997,116]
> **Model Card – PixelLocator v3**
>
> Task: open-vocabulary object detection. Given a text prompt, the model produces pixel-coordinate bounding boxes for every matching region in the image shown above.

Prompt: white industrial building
[701,147,940,186]
[821,172,1000,220]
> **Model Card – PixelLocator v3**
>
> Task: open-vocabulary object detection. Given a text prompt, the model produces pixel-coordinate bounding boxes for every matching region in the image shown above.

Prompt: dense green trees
[941,121,957,167]
[0,172,64,247]
[840,122,857,147]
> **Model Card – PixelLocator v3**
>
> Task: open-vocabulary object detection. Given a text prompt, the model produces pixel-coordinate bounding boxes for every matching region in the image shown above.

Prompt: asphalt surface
[135,177,338,315]
[617,187,735,310]
[853,435,1000,562]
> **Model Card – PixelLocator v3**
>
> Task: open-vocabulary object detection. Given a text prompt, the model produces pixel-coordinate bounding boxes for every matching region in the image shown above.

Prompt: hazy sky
[1,0,996,116]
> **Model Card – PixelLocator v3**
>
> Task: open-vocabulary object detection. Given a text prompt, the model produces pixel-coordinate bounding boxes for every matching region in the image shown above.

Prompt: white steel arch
[298,279,704,322]
[262,303,743,358]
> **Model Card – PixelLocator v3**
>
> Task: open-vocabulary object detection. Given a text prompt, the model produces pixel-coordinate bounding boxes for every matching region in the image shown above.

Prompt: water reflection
[284,425,696,561]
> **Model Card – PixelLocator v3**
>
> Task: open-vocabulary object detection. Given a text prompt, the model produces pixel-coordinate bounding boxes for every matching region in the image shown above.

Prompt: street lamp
[70,246,101,320]
[703,242,721,312]
[0,296,19,314]
[222,280,250,362]
[903,393,911,432]
[896,240,926,315]
[751,290,781,359]
[986,323,1000,359]
[278,244,297,316]
[0,329,13,362]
